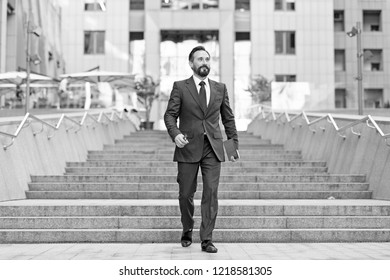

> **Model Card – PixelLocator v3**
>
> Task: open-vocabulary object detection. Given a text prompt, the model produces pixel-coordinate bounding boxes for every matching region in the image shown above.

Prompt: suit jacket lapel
[207,79,218,115]
[185,77,206,114]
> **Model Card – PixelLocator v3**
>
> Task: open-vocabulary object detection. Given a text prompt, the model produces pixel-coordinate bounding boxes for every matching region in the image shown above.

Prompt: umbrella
[0,71,58,85]
[0,83,58,89]
[60,70,135,88]
[0,71,59,97]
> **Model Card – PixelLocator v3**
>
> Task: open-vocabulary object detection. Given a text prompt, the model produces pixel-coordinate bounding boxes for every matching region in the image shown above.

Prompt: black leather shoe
[181,229,193,247]
[201,240,218,253]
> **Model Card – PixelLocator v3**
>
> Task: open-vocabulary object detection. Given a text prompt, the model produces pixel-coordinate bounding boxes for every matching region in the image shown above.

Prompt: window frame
[235,0,250,11]
[275,0,295,11]
[84,31,106,55]
[161,0,218,10]
[275,75,297,82]
[275,31,296,55]
[84,0,106,11]
[130,0,144,10]
[334,10,345,32]
[363,10,382,32]
[334,49,346,71]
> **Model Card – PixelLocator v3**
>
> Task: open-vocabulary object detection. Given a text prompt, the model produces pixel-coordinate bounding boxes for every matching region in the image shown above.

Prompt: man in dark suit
[164,46,239,253]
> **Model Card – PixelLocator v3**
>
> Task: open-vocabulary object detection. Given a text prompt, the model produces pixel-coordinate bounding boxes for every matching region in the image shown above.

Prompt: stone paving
[1,242,390,260]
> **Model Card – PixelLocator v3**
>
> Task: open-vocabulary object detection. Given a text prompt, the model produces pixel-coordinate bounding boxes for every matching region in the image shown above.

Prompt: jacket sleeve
[220,84,239,150]
[164,82,182,142]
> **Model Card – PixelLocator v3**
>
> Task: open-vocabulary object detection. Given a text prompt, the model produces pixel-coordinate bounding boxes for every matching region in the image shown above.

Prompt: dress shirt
[193,75,210,106]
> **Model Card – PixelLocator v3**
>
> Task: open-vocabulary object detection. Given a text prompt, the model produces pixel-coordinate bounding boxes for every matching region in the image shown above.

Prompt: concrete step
[5,129,381,243]
[1,216,389,229]
[93,149,300,155]
[103,143,285,149]
[114,137,272,146]
[28,182,370,192]
[2,199,389,242]
[63,166,328,174]
[25,190,371,199]
[66,161,325,168]
[30,174,367,183]
[86,154,303,161]
[122,134,259,139]
[1,228,390,243]
[1,200,390,217]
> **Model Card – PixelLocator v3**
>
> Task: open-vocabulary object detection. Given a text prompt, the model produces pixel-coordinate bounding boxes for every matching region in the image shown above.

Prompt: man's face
[189,50,210,77]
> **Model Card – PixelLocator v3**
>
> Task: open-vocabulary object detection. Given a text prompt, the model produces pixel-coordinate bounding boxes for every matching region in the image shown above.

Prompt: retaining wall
[247,112,390,200]
[0,111,137,202]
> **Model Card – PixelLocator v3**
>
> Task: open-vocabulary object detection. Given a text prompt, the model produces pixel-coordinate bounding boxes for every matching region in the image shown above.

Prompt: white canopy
[0,71,57,85]
[60,70,135,88]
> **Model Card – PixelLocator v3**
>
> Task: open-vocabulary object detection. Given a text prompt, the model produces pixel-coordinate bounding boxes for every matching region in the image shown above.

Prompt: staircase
[1,130,390,243]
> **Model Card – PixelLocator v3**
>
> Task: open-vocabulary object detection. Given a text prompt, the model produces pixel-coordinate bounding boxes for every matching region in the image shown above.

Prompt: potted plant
[134,75,159,130]
[245,74,272,105]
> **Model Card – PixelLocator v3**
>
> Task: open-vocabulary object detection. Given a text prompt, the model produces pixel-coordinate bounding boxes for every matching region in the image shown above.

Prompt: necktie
[199,81,207,111]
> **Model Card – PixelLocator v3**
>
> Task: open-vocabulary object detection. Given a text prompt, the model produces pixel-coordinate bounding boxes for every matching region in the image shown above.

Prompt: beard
[193,65,210,77]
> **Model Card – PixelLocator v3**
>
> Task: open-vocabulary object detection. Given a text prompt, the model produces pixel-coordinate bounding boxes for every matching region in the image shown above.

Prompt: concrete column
[219,11,235,110]
[0,0,7,72]
[144,0,160,79]
[0,0,6,108]
[144,12,160,79]
[144,1,161,126]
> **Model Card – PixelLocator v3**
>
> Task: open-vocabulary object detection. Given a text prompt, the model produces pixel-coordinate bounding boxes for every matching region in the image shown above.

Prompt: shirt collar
[193,75,209,87]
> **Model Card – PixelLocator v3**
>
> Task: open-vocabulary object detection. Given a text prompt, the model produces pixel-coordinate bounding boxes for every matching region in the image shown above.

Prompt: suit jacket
[164,76,238,162]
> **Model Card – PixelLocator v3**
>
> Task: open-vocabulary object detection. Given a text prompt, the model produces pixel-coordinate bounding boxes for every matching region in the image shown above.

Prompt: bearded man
[164,45,239,253]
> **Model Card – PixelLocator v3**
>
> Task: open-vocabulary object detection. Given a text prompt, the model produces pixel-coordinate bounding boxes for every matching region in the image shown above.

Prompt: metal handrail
[0,110,132,150]
[258,106,390,147]
[0,113,31,150]
[97,112,111,124]
[55,114,83,133]
[367,115,390,145]
[29,114,58,139]
[79,112,99,126]
[110,111,123,122]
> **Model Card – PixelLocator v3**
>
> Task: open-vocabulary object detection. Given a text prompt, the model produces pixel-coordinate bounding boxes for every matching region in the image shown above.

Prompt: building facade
[334,0,390,110]
[0,0,64,75]
[0,0,65,108]
[59,0,390,127]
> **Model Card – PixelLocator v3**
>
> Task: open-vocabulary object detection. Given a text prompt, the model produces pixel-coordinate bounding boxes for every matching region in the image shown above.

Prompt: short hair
[188,46,210,62]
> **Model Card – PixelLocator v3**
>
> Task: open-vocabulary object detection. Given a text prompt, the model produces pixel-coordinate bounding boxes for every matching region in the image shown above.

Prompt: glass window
[275,0,295,11]
[84,31,105,54]
[203,0,218,9]
[363,10,381,32]
[364,89,383,108]
[129,32,145,74]
[161,0,218,10]
[236,32,250,41]
[334,10,344,32]
[335,50,345,71]
[363,49,383,71]
[275,75,296,82]
[275,31,295,54]
[160,30,219,98]
[335,89,347,108]
[275,32,284,54]
[286,32,295,54]
[85,0,106,11]
[130,0,144,10]
[235,0,250,11]
[286,0,295,11]
[275,0,283,10]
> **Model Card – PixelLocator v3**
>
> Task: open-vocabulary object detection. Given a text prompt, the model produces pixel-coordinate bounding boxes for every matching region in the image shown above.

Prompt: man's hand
[229,149,240,162]
[174,134,189,148]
